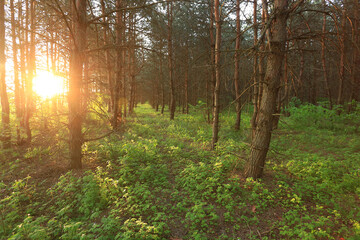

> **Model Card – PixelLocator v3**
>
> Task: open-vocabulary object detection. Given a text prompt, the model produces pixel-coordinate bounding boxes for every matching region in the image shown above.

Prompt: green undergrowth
[1,102,360,239]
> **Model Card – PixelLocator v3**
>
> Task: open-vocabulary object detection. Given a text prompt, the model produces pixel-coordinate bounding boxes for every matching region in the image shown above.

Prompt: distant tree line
[0,0,359,178]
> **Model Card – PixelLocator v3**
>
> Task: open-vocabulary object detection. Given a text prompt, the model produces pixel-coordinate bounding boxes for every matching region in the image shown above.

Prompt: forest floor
[1,103,360,239]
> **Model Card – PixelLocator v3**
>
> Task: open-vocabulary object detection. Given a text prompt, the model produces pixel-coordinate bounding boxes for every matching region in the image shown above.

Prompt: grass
[0,102,360,239]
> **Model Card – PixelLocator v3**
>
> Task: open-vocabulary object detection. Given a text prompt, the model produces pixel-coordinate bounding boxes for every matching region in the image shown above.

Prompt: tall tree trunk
[337,9,346,105]
[167,1,175,120]
[0,0,10,149]
[321,0,332,109]
[250,0,259,137]
[129,12,136,114]
[258,0,268,108]
[100,0,114,113]
[122,10,127,119]
[209,0,215,123]
[211,0,221,150]
[234,0,241,130]
[297,43,304,99]
[184,42,189,114]
[113,0,123,128]
[245,0,293,179]
[69,0,87,169]
[160,52,165,114]
[11,0,21,143]
[349,0,359,110]
[25,0,35,143]
[19,2,26,138]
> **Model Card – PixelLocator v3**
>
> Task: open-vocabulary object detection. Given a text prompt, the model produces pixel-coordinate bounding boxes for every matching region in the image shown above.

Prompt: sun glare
[33,70,65,99]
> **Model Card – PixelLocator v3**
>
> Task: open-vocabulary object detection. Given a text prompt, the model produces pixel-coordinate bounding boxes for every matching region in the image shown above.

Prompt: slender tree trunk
[321,0,332,109]
[250,0,259,137]
[113,0,123,128]
[69,0,87,169]
[206,76,211,123]
[101,0,114,113]
[19,2,26,138]
[298,44,304,99]
[0,0,10,149]
[209,0,215,123]
[24,0,35,143]
[311,56,317,104]
[234,0,241,130]
[129,12,136,114]
[122,10,127,119]
[349,0,358,110]
[245,0,292,179]
[337,9,346,105]
[160,52,165,114]
[211,0,221,150]
[167,1,175,120]
[11,0,21,143]
[184,42,189,114]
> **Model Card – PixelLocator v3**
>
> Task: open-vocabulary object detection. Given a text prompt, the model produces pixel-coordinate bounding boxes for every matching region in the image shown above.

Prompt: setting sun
[33,70,65,99]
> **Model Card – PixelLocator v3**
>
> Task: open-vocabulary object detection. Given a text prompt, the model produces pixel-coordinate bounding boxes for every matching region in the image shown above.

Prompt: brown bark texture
[211,0,221,149]
[234,0,241,131]
[69,0,87,169]
[245,0,291,179]
[168,2,175,120]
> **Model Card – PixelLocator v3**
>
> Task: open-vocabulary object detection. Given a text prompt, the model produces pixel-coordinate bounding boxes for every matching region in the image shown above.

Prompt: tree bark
[0,0,10,149]
[211,0,221,149]
[19,2,26,138]
[69,0,87,169]
[250,0,259,137]
[113,0,123,128]
[129,11,136,114]
[24,0,35,143]
[184,42,189,114]
[234,0,241,130]
[122,10,127,119]
[321,0,332,109]
[245,0,291,179]
[208,0,215,123]
[337,9,346,105]
[167,1,175,120]
[11,0,21,144]
[349,0,359,110]
[100,0,114,114]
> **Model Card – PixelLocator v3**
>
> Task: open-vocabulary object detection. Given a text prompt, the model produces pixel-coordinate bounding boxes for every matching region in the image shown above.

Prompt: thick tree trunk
[0,0,10,149]
[69,0,87,169]
[258,0,268,108]
[245,0,290,179]
[211,0,221,150]
[234,0,241,130]
[168,2,175,120]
